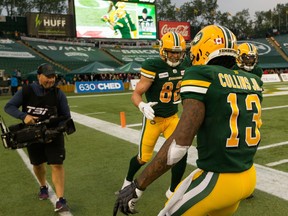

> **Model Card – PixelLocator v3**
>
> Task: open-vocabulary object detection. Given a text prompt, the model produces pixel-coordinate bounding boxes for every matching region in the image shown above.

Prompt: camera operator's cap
[37,63,56,76]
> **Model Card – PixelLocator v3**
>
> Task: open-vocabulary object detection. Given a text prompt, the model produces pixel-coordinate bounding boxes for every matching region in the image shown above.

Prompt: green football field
[0,82,287,216]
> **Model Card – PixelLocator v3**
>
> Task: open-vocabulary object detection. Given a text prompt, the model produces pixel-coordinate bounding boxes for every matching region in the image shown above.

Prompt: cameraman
[4,63,71,213]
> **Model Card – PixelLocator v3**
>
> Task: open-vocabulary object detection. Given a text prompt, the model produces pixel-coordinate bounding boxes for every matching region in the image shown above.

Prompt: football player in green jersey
[114,25,263,216]
[233,42,263,200]
[109,8,132,39]
[233,42,263,78]
[102,1,137,38]
[117,32,188,199]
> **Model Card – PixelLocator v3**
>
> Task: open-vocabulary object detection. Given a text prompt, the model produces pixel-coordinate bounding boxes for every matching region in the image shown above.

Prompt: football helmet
[115,2,126,9]
[236,42,258,71]
[190,25,238,66]
[115,8,126,19]
[159,32,186,67]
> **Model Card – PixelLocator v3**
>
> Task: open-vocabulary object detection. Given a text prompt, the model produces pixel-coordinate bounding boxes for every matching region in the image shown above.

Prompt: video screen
[74,0,157,40]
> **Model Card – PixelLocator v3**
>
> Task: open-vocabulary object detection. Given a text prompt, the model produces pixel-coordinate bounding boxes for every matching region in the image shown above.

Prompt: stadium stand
[22,37,122,71]
[1,34,287,88]
[272,34,288,57]
[0,38,64,77]
[103,47,159,64]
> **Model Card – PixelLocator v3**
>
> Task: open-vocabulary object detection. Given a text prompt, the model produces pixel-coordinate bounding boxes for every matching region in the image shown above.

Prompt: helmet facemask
[162,48,186,67]
[237,53,258,71]
[236,43,258,71]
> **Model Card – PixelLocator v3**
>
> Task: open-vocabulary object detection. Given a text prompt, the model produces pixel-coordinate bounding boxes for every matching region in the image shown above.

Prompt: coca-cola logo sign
[158,21,191,40]
[161,24,189,37]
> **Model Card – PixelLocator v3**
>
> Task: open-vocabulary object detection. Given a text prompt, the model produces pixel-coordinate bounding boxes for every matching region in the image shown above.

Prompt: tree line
[0,0,287,39]
[156,0,288,39]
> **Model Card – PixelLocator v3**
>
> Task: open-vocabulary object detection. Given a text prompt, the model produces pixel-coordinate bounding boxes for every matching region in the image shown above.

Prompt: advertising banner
[280,73,288,82]
[261,74,281,83]
[158,21,191,41]
[26,40,117,64]
[0,39,40,59]
[75,80,124,93]
[105,47,159,63]
[26,13,75,37]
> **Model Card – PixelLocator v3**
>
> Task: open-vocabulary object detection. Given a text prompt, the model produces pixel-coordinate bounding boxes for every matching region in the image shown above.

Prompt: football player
[138,8,154,31]
[233,42,263,200]
[101,1,137,38]
[233,42,263,78]
[117,32,188,199]
[114,25,263,216]
[106,8,132,39]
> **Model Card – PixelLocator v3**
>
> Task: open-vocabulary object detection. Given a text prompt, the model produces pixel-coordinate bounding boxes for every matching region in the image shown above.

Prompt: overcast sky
[171,0,287,17]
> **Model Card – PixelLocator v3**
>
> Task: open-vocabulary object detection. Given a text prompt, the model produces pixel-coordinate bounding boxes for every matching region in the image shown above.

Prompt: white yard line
[263,91,288,97]
[260,141,288,169]
[126,123,142,127]
[262,105,288,110]
[66,90,288,100]
[266,159,288,167]
[71,111,288,201]
[258,141,288,150]
[16,149,73,216]
[67,92,131,99]
[84,112,106,116]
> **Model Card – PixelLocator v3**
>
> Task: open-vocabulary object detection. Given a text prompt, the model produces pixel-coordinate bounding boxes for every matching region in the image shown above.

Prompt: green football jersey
[141,57,186,118]
[181,65,263,172]
[114,17,131,39]
[232,64,263,78]
[180,55,192,68]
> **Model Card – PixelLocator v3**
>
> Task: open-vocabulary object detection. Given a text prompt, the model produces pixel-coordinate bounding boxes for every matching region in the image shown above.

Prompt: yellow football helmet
[159,32,186,67]
[236,42,258,71]
[115,1,126,9]
[115,8,126,18]
[190,25,238,66]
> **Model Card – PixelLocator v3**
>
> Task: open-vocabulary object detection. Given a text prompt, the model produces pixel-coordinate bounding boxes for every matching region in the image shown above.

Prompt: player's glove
[101,15,109,23]
[113,181,144,216]
[138,102,158,120]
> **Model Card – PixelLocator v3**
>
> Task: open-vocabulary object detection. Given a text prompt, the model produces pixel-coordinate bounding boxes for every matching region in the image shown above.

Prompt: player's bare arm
[135,98,205,190]
[131,76,153,107]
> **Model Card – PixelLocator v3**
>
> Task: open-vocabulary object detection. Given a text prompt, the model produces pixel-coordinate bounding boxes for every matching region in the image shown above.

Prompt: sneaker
[165,188,173,199]
[38,186,49,200]
[55,197,70,212]
[115,179,132,195]
[121,179,132,190]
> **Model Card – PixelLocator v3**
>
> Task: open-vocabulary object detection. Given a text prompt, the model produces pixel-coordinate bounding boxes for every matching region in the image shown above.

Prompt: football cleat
[165,188,174,199]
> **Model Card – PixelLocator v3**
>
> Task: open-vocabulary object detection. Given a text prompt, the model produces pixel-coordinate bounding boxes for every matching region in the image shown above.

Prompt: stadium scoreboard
[123,0,155,3]
[74,0,157,40]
